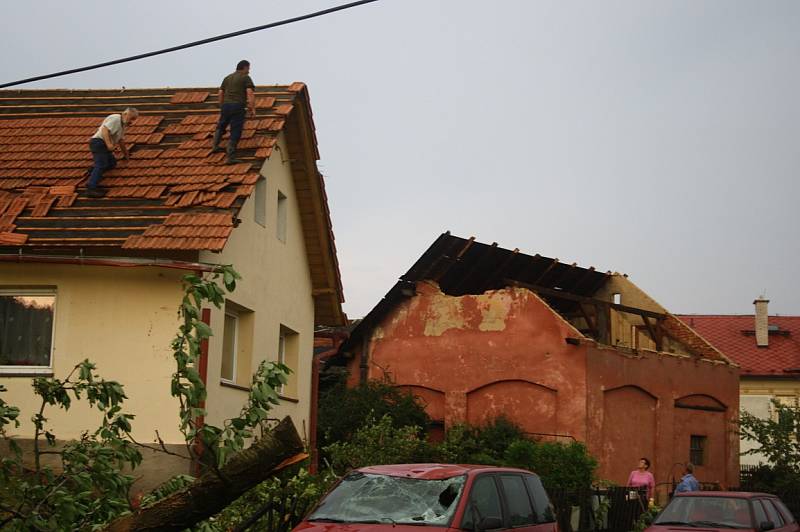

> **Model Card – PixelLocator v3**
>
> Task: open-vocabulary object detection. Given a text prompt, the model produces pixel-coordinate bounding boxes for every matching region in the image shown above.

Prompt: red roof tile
[0,231,28,245]
[30,197,56,217]
[677,315,800,376]
[170,91,210,104]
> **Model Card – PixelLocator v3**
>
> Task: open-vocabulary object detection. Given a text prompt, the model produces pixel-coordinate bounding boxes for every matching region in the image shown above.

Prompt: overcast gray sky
[2,0,798,317]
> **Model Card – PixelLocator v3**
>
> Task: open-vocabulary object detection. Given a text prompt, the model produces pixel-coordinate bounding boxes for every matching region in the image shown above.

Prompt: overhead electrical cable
[0,0,380,89]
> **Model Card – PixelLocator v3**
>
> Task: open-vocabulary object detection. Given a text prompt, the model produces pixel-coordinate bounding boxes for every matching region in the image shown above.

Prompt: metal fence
[548,486,648,532]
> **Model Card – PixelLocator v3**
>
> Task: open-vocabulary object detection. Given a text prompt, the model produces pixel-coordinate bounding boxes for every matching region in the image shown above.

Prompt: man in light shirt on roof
[86,107,138,197]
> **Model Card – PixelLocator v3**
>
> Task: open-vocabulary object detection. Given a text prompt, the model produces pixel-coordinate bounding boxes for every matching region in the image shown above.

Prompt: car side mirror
[759,521,775,531]
[478,516,503,530]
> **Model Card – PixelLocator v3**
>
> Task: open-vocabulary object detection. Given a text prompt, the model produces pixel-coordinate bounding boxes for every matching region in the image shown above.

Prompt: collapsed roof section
[342,232,730,364]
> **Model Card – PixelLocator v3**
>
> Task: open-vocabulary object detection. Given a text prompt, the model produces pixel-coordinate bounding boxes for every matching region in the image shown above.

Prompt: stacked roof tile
[0,85,306,252]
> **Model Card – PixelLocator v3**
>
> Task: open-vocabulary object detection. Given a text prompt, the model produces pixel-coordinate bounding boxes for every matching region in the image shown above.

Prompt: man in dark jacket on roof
[212,60,256,164]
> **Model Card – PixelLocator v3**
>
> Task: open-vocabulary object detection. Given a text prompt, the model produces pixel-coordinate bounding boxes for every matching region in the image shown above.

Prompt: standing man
[87,107,138,197]
[675,463,700,493]
[212,60,256,164]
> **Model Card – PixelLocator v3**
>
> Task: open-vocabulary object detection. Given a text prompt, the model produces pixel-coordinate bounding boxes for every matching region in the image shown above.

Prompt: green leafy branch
[0,361,141,530]
[170,265,290,471]
[739,399,800,472]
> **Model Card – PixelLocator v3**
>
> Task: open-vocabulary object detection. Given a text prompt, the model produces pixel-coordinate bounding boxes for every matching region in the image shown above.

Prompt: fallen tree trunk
[105,416,305,532]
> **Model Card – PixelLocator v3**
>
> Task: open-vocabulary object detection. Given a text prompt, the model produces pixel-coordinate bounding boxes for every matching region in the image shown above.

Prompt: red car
[294,464,558,531]
[647,491,799,532]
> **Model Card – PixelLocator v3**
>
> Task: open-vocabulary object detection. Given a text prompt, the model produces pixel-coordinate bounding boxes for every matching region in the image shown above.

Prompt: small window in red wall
[690,435,706,466]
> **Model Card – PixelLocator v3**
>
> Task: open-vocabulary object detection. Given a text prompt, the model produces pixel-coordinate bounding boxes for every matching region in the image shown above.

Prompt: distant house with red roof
[0,84,345,490]
[678,298,800,465]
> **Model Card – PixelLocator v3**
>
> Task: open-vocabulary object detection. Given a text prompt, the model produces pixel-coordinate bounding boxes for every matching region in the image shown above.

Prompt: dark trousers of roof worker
[214,103,246,162]
[88,137,116,189]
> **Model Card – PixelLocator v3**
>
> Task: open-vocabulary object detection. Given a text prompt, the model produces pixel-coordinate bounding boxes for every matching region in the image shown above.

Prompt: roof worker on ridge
[86,107,138,197]
[212,59,256,164]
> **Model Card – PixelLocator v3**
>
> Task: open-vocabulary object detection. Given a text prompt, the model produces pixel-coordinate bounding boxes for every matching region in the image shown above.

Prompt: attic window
[768,325,780,332]
[613,293,621,305]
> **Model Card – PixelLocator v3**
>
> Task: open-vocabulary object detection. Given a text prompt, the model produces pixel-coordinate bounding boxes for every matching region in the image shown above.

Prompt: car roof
[674,491,776,499]
[356,463,534,480]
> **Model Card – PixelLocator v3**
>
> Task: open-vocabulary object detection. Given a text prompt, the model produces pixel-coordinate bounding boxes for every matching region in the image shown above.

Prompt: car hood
[294,522,450,532]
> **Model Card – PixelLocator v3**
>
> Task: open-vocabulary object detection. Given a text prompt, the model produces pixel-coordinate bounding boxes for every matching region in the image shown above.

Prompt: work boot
[211,130,223,153]
[225,146,242,164]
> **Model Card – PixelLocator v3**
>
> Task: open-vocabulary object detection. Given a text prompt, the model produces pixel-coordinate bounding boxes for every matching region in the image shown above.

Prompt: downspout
[191,308,212,475]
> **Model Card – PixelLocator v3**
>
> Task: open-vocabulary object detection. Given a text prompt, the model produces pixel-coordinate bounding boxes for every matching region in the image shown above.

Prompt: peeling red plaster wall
[347,282,589,439]
[345,283,739,502]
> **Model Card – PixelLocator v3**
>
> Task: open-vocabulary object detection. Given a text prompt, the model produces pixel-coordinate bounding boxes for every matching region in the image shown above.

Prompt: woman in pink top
[627,457,655,500]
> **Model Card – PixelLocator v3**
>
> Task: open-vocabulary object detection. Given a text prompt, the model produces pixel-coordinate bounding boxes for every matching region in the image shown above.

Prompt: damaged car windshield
[308,472,466,526]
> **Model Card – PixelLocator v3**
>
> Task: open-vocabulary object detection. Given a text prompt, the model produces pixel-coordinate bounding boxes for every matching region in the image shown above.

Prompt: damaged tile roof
[0,83,345,326]
[0,84,301,252]
[340,233,732,364]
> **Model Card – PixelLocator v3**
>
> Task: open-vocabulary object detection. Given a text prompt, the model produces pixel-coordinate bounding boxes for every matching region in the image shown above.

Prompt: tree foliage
[436,416,525,466]
[316,370,430,456]
[740,399,800,472]
[324,414,434,473]
[322,412,598,492]
[503,439,598,491]
[0,362,141,530]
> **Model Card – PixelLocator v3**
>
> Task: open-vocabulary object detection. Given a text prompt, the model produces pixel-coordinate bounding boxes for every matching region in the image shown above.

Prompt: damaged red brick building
[336,233,740,499]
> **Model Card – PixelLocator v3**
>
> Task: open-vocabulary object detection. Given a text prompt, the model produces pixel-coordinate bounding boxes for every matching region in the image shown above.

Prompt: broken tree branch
[103,416,304,532]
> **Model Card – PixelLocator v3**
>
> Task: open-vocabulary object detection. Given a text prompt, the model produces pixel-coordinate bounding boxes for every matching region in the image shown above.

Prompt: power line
[0,0,381,89]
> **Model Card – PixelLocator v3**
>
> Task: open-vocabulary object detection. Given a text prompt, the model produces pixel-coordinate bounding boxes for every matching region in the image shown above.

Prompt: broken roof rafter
[341,233,613,351]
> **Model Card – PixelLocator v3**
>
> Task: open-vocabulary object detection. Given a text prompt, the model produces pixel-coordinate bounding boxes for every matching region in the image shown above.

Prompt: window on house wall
[220,312,238,383]
[220,302,254,386]
[0,290,56,374]
[254,177,266,227]
[690,435,706,466]
[613,293,622,305]
[277,190,287,242]
[278,325,298,398]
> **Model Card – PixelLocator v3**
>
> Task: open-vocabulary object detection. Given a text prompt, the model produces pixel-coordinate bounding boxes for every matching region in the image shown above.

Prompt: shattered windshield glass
[308,472,466,526]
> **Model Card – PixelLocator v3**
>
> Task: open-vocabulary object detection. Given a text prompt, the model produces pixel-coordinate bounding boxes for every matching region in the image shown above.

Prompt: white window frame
[0,288,57,375]
[220,311,239,384]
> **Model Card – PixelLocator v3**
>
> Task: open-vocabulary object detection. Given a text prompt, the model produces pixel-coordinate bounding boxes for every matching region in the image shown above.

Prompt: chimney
[754,296,769,347]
